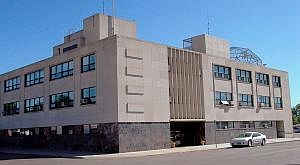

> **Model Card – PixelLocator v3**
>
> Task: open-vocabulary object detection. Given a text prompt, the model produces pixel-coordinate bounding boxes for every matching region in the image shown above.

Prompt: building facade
[0,13,293,152]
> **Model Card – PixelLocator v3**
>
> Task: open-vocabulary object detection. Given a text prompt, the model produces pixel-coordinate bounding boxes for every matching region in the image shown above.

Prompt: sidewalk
[1,138,300,159]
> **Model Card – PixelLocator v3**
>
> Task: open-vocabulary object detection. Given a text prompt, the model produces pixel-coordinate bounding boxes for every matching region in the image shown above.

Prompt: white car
[231,132,266,147]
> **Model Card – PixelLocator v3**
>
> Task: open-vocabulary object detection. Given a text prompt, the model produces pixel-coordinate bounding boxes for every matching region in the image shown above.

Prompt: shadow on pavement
[0,152,83,160]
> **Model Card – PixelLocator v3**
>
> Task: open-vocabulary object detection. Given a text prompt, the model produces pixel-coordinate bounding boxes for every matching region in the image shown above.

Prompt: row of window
[2,87,96,116]
[3,54,96,92]
[215,91,283,109]
[213,64,281,87]
[216,121,273,130]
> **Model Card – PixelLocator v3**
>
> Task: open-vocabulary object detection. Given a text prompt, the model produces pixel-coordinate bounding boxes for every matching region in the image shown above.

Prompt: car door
[252,133,261,144]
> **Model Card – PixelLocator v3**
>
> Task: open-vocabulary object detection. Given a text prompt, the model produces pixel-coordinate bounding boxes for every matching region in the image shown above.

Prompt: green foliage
[292,104,300,125]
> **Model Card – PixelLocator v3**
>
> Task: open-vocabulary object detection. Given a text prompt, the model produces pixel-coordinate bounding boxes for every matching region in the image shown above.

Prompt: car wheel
[248,140,253,147]
[261,139,266,146]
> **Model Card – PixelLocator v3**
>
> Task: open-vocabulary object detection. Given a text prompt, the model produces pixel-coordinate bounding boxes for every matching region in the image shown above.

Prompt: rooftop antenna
[207,16,211,35]
[102,0,105,14]
[112,0,115,35]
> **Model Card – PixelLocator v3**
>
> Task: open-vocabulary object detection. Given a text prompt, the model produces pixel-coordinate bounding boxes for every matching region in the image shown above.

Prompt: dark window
[274,97,283,109]
[239,121,255,129]
[63,44,78,53]
[238,94,253,107]
[215,91,232,105]
[25,69,44,87]
[216,121,234,129]
[256,73,269,85]
[258,96,271,107]
[25,97,44,113]
[3,101,20,116]
[81,87,96,105]
[81,54,96,72]
[272,76,281,87]
[236,69,252,83]
[50,91,74,109]
[257,121,272,128]
[50,61,74,80]
[4,77,21,92]
[213,65,231,80]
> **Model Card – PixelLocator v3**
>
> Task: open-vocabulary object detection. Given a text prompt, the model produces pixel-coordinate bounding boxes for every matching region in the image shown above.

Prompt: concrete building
[0,13,293,153]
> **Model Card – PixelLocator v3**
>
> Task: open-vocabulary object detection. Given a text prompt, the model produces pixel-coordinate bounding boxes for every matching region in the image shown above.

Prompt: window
[81,87,96,105]
[215,91,232,105]
[238,94,253,107]
[258,96,271,107]
[272,76,281,87]
[236,69,252,83]
[257,121,272,128]
[239,121,255,129]
[25,97,44,113]
[274,97,283,109]
[213,65,231,80]
[63,44,78,53]
[3,101,20,116]
[50,91,74,109]
[50,61,74,80]
[216,121,234,129]
[25,69,45,87]
[4,77,21,92]
[81,54,96,72]
[256,73,269,85]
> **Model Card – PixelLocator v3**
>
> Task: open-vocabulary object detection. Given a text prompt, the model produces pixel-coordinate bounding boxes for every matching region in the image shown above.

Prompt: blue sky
[0,0,299,106]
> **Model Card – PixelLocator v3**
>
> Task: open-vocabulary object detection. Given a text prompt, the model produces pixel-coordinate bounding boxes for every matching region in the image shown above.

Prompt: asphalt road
[1,141,300,165]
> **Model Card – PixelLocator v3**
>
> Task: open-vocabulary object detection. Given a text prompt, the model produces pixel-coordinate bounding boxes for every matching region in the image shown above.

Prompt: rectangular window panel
[238,94,253,107]
[3,101,20,116]
[24,97,44,113]
[81,54,96,73]
[256,73,269,85]
[4,77,21,92]
[50,61,74,80]
[274,97,283,109]
[258,95,271,107]
[213,65,231,80]
[25,69,45,87]
[236,69,252,83]
[81,87,97,105]
[215,91,232,105]
[49,91,74,109]
[272,76,281,87]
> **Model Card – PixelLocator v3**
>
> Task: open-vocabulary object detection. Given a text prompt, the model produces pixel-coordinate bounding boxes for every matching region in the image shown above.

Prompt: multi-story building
[0,13,292,153]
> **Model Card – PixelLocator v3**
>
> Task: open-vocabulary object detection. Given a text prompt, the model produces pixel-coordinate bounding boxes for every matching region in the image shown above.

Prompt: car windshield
[237,133,252,138]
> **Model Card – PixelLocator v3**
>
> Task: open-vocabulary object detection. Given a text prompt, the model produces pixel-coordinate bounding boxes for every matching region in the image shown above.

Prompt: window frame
[236,69,252,83]
[49,91,74,109]
[81,54,96,73]
[256,73,269,86]
[213,64,231,80]
[3,101,20,116]
[81,87,96,105]
[238,94,253,107]
[50,61,74,81]
[272,76,281,87]
[215,91,233,105]
[24,97,44,113]
[274,97,283,109]
[25,69,45,87]
[258,95,271,108]
[4,77,21,92]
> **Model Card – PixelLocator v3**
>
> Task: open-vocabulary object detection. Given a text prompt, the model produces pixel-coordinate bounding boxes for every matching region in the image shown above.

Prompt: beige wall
[116,37,170,122]
[201,54,293,137]
[0,37,119,130]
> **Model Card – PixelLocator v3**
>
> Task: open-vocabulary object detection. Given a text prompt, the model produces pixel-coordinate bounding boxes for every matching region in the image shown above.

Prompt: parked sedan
[231,132,266,147]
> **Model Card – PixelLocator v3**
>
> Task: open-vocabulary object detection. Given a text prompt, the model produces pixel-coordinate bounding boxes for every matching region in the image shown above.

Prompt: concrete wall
[201,54,293,137]
[0,37,119,129]
[116,36,170,123]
